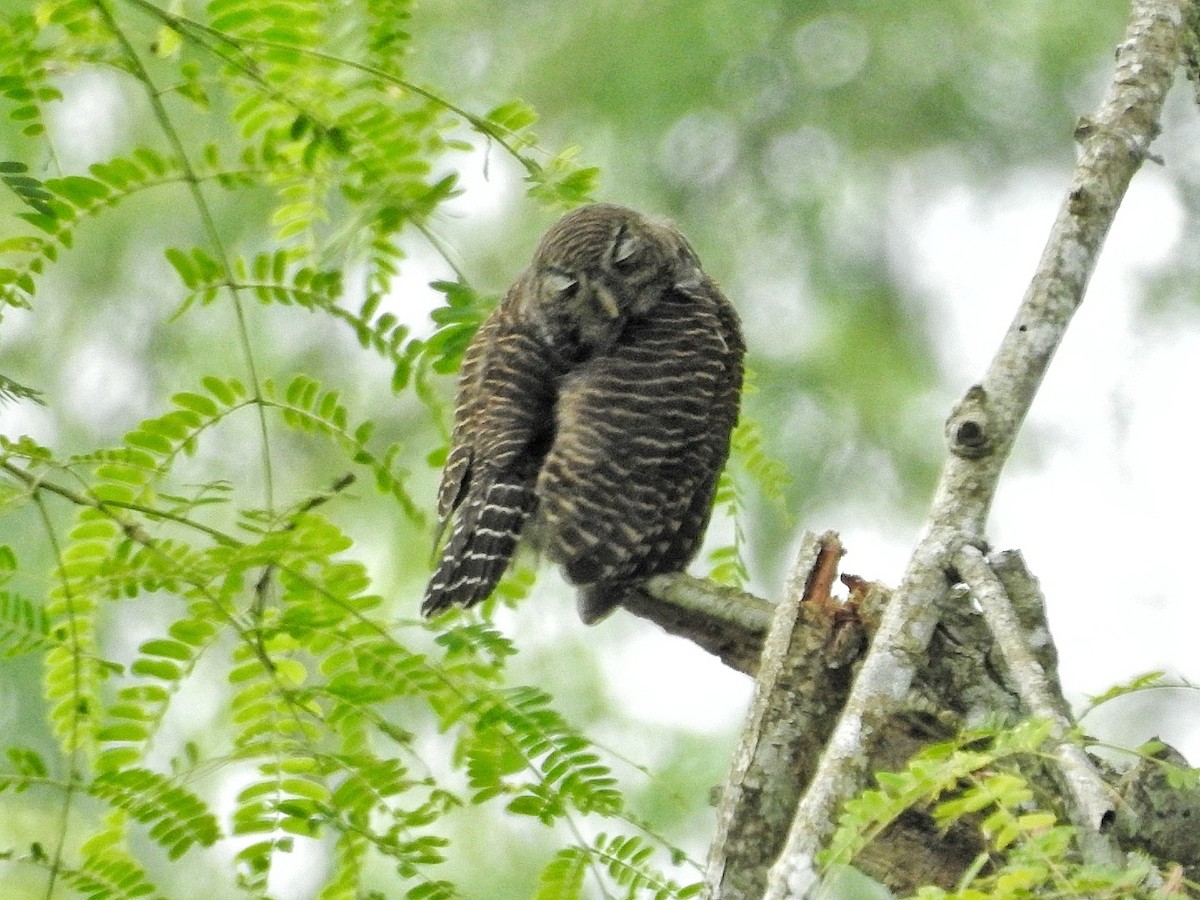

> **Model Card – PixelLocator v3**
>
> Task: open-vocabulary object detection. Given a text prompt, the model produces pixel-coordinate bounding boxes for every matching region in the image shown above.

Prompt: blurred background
[2,0,1199,896]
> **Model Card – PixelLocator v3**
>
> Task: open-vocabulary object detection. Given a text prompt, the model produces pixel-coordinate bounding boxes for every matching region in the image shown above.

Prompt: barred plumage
[421,203,744,623]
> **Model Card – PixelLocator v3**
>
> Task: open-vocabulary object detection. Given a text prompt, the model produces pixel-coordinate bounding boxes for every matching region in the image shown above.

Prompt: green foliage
[0,587,50,656]
[824,719,1189,899]
[0,745,50,794]
[0,3,704,896]
[0,146,187,310]
[463,685,622,819]
[536,833,703,900]
[55,849,166,900]
[0,12,61,142]
[707,412,790,588]
[0,161,54,217]
[90,768,221,859]
[1077,670,1200,721]
[0,372,44,405]
[424,279,495,376]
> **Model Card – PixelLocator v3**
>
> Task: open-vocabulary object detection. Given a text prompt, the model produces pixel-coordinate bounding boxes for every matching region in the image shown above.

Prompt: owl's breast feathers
[536,280,743,620]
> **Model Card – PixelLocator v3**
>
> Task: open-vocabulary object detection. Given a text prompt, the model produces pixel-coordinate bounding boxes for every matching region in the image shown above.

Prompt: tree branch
[705,533,862,898]
[621,573,772,675]
[955,545,1120,867]
[762,1,1191,895]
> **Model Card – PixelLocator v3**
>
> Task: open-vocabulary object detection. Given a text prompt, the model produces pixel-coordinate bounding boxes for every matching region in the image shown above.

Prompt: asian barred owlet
[421,203,744,624]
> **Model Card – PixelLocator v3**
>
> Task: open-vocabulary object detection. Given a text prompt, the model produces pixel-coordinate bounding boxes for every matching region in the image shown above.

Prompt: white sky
[904,162,1200,759]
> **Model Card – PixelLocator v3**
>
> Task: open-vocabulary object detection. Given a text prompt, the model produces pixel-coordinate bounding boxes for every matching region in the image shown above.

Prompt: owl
[421,203,744,623]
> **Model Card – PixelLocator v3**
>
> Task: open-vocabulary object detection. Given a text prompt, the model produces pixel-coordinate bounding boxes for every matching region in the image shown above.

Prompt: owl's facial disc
[542,268,621,321]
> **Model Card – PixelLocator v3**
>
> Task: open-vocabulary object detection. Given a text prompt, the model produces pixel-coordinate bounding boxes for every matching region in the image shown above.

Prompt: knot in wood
[946,384,992,459]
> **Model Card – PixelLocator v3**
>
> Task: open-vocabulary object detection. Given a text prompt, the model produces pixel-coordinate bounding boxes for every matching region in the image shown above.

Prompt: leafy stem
[2,460,238,547]
[119,0,543,176]
[33,494,81,900]
[92,0,277,514]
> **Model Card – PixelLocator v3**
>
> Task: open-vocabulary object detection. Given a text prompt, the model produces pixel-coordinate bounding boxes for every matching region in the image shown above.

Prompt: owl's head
[520,203,706,359]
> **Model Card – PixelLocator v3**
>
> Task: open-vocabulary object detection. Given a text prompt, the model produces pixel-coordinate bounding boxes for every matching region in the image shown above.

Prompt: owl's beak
[594,285,622,320]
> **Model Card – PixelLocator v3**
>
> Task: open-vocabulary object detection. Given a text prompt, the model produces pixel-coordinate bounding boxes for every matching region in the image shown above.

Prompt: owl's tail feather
[421,477,536,617]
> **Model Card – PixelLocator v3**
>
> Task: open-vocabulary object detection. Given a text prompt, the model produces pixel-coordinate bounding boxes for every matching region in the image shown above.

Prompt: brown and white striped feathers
[421,203,744,623]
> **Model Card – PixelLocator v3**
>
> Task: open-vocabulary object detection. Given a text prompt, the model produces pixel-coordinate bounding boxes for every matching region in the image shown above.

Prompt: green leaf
[97,723,149,743]
[0,160,54,216]
[202,375,237,405]
[138,639,192,661]
[130,658,181,681]
[171,391,219,417]
[0,590,49,656]
[1078,671,1168,719]
[91,768,221,859]
[47,174,110,206]
[165,248,197,287]
[125,429,173,456]
[169,618,217,646]
[486,99,539,133]
[536,846,587,900]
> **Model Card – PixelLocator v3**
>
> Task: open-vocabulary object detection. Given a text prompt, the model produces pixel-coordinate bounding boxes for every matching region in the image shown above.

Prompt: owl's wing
[423,301,560,616]
[536,282,744,620]
[432,317,492,538]
[658,286,744,566]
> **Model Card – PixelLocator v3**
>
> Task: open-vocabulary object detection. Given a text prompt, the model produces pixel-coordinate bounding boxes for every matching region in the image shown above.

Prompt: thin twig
[120,0,542,176]
[955,545,1120,867]
[93,0,277,514]
[33,494,81,900]
[1,460,236,546]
